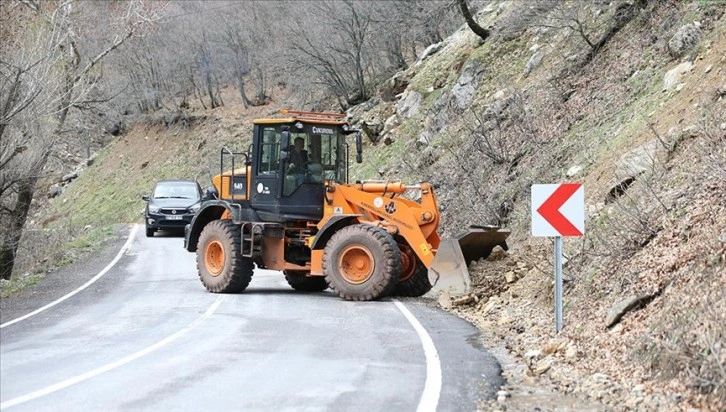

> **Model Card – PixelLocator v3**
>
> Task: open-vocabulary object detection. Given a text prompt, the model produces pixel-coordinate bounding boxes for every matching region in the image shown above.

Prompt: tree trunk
[581,1,647,66]
[250,68,268,106]
[237,76,251,108]
[0,178,36,279]
[457,0,490,42]
[214,73,224,107]
[354,48,367,103]
[205,71,217,109]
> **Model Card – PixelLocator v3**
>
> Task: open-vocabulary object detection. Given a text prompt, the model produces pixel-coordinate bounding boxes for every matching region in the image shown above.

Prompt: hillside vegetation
[5,1,725,410]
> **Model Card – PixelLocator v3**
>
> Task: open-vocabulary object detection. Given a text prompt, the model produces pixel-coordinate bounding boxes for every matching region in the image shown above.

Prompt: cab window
[258,127,279,175]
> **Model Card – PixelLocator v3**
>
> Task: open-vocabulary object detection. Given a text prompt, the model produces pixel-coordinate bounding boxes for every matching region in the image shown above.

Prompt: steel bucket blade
[428,226,510,295]
[429,237,471,294]
[457,225,510,263]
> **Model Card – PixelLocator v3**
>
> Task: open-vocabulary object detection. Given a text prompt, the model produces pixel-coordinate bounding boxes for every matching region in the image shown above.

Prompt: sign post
[554,236,563,332]
[531,183,584,333]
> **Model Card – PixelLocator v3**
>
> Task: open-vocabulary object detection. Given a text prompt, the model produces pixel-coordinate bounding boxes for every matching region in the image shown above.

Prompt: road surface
[0,225,502,411]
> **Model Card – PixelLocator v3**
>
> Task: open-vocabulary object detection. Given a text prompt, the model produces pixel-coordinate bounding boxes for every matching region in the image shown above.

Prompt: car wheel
[146,226,155,237]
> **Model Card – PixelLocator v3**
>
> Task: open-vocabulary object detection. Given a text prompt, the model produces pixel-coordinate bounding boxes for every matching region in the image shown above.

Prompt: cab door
[250,125,281,215]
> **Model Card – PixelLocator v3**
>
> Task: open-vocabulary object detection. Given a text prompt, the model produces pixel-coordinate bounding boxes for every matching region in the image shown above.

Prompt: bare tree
[0,0,162,279]
[219,12,253,107]
[116,36,167,113]
[498,1,649,64]
[287,0,374,108]
[196,30,223,109]
[382,0,461,56]
[217,3,273,107]
[286,0,463,108]
[103,0,466,113]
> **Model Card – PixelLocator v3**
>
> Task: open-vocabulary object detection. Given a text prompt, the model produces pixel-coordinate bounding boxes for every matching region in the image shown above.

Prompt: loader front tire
[323,224,401,301]
[284,270,329,292]
[197,220,253,293]
[395,263,431,297]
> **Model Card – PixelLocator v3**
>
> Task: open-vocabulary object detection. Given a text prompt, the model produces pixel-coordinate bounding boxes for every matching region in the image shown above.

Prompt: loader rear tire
[395,243,432,297]
[323,224,400,301]
[284,270,329,292]
[197,220,253,293]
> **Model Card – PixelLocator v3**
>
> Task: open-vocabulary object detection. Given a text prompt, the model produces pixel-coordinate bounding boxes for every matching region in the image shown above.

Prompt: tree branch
[74,29,135,85]
[457,0,490,42]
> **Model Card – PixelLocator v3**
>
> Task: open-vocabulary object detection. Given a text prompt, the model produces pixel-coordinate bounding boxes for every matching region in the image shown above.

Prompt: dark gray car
[142,180,203,237]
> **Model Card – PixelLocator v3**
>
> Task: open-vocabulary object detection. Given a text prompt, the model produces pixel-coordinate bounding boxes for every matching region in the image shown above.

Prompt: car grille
[159,208,189,215]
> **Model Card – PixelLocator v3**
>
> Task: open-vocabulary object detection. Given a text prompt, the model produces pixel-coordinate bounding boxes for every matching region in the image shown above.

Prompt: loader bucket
[428,225,511,295]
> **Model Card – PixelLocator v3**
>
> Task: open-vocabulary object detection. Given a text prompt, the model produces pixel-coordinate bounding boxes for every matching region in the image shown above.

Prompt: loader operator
[289,136,309,185]
[289,137,308,172]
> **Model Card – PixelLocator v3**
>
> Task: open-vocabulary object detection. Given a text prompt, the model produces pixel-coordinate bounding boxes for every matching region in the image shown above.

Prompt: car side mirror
[142,194,150,201]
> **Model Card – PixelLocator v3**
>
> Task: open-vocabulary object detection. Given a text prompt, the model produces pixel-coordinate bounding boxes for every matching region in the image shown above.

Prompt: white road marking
[393,300,442,412]
[0,295,225,410]
[2,227,441,408]
[0,224,140,329]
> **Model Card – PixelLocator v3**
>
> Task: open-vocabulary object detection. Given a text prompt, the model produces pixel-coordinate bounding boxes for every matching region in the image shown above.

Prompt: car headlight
[190,203,201,214]
[148,205,160,213]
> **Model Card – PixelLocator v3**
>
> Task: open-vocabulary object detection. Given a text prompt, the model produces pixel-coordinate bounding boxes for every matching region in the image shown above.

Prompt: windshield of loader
[258,123,347,195]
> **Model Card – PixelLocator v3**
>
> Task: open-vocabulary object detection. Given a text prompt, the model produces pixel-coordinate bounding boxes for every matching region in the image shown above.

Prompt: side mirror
[280,127,290,161]
[355,131,363,163]
[142,194,149,201]
[204,186,218,200]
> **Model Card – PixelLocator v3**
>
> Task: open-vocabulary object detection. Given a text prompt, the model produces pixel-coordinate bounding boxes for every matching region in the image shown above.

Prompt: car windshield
[153,182,200,199]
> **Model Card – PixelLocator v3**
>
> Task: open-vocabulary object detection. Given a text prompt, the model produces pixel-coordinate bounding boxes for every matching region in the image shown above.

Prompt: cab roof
[253,109,349,126]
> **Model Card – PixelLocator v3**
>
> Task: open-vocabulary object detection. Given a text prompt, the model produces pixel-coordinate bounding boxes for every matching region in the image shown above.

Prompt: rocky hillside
[374,2,725,410]
[14,1,725,410]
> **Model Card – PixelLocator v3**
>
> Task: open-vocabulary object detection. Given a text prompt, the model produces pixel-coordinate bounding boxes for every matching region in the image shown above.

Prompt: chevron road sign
[531,183,584,333]
[531,183,584,237]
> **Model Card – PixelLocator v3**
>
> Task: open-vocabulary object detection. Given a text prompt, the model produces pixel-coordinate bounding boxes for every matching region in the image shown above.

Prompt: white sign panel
[532,183,584,237]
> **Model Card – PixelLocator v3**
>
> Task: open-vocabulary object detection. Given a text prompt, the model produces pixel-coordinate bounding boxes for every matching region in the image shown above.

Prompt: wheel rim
[204,239,225,277]
[398,243,416,282]
[338,245,374,284]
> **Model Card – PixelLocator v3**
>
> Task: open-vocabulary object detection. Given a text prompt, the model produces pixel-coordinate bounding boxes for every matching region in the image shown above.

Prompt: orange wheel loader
[184,110,510,301]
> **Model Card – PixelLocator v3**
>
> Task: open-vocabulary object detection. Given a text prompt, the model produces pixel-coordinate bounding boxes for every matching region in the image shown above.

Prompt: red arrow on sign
[536,183,583,236]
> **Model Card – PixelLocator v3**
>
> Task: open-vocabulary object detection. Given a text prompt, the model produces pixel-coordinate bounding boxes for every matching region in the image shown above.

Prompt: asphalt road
[0,225,502,411]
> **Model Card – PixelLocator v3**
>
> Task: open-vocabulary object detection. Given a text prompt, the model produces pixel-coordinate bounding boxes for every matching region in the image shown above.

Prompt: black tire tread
[197,220,253,293]
[323,224,401,301]
[394,261,432,297]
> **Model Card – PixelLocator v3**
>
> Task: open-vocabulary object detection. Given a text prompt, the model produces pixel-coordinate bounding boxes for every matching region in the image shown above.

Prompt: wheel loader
[184,110,509,301]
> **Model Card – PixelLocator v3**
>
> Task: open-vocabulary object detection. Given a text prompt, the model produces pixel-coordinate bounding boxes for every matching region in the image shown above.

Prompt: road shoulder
[0,224,133,325]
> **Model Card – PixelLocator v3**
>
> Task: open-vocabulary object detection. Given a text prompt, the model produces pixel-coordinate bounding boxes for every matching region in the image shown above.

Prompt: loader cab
[249,111,350,223]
